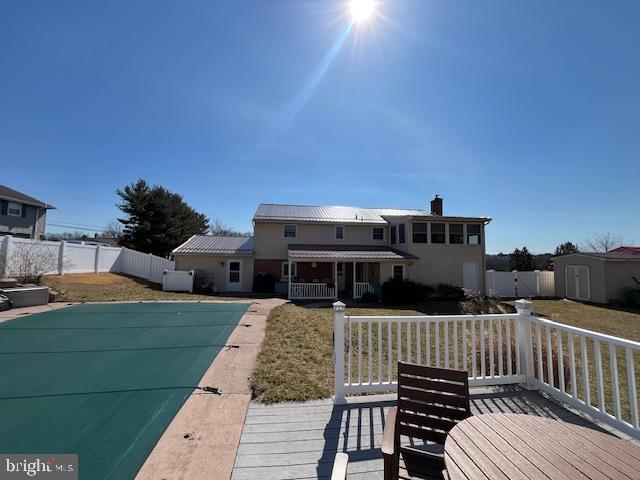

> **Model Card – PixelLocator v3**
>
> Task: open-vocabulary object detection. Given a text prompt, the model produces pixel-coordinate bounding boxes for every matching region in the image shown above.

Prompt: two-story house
[172,196,490,299]
[0,185,55,239]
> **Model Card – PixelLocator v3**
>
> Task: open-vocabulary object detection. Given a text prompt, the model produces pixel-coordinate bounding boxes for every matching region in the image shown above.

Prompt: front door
[337,263,345,291]
[226,260,242,291]
[462,261,480,292]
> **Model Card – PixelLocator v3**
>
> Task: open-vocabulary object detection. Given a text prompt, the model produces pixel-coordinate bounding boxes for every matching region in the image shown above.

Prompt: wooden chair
[382,363,471,480]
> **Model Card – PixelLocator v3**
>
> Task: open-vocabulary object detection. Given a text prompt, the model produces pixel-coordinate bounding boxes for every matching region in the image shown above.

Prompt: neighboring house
[0,185,55,239]
[173,196,491,299]
[553,251,640,304]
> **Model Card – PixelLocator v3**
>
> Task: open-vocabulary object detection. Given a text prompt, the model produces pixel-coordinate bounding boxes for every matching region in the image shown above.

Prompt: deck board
[232,386,632,480]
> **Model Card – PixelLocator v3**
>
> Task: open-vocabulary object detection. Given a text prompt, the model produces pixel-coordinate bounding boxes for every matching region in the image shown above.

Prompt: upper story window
[449,224,464,244]
[283,224,297,239]
[399,224,406,244]
[412,222,427,243]
[7,202,22,217]
[467,224,481,245]
[431,223,446,244]
[390,226,396,244]
[335,225,344,240]
[372,227,384,241]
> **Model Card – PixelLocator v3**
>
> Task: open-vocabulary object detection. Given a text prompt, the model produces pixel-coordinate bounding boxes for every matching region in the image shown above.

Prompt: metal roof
[288,244,418,261]
[610,246,640,255]
[0,185,55,209]
[555,252,640,262]
[254,204,489,224]
[173,235,254,255]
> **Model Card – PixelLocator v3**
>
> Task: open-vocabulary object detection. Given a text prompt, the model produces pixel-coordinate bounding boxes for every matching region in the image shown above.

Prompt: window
[412,222,427,243]
[390,226,397,244]
[228,261,241,283]
[7,202,22,217]
[449,223,464,244]
[372,227,384,241]
[335,225,344,240]
[431,223,445,244]
[283,224,297,239]
[467,224,481,245]
[392,264,405,281]
[399,224,406,244]
[282,261,296,278]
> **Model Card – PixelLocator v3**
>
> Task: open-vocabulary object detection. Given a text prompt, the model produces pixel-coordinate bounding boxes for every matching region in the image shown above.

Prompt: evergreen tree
[509,246,535,271]
[117,179,209,256]
[554,241,579,256]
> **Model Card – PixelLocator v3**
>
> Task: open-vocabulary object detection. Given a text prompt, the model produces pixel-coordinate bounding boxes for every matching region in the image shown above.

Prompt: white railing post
[333,301,346,404]
[58,241,66,275]
[94,244,101,273]
[515,299,535,388]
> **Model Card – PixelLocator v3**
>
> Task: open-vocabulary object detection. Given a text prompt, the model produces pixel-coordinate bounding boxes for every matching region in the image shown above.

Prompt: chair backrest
[396,362,471,445]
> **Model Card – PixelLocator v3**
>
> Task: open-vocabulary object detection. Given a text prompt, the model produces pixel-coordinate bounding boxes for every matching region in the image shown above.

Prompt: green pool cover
[0,302,248,479]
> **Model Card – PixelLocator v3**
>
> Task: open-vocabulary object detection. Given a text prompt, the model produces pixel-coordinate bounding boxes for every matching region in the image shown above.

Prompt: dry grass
[41,273,247,302]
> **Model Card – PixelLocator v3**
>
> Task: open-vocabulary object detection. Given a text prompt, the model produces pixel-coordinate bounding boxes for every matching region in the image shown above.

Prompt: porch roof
[288,244,418,261]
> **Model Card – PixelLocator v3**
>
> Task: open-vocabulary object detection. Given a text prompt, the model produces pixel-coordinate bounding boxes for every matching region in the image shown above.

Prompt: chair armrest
[381,406,397,457]
[331,452,349,480]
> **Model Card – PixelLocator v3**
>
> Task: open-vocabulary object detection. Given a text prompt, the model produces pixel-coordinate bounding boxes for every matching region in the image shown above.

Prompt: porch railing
[353,282,375,299]
[290,282,335,300]
[333,300,640,440]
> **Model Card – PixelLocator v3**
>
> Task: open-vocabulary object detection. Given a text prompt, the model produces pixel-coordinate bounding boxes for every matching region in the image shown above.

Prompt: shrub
[460,289,508,314]
[433,283,465,299]
[381,278,434,304]
[360,291,379,303]
[252,273,276,293]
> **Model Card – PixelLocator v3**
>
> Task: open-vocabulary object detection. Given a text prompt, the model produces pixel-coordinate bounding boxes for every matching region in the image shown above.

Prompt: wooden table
[444,413,640,480]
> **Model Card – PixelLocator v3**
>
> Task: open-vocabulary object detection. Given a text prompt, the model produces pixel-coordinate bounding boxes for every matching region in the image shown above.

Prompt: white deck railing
[353,282,375,299]
[289,282,335,300]
[333,300,640,440]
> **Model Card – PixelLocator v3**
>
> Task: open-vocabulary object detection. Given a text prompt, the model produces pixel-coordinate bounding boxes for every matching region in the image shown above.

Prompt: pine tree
[554,241,579,256]
[509,246,535,271]
[116,179,209,256]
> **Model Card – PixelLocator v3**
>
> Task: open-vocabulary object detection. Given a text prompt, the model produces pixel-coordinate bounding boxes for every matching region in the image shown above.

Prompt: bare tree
[102,219,123,239]
[209,218,251,236]
[5,241,72,283]
[46,231,87,241]
[582,232,624,253]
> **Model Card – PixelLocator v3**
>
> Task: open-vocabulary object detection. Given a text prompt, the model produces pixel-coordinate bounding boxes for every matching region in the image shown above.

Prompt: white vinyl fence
[0,236,174,284]
[486,269,555,297]
[333,300,640,440]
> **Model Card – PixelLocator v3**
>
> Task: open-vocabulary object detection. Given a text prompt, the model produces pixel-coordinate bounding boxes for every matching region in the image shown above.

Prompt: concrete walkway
[135,298,287,480]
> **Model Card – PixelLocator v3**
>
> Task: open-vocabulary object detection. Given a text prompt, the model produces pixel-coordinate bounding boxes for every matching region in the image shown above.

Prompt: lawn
[250,301,463,403]
[41,273,248,302]
[251,298,640,428]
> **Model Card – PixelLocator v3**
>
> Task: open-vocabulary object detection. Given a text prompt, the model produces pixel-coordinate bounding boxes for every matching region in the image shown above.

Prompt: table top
[444,413,640,480]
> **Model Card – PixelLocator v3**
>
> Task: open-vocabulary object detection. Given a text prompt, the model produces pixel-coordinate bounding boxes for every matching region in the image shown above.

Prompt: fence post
[58,241,66,276]
[333,301,346,404]
[147,253,153,281]
[515,299,535,388]
[534,270,541,296]
[512,270,518,297]
[94,244,101,273]
[1,236,12,277]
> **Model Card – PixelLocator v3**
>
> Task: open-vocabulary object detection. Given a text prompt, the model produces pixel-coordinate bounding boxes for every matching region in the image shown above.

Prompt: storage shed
[172,235,254,292]
[553,252,640,304]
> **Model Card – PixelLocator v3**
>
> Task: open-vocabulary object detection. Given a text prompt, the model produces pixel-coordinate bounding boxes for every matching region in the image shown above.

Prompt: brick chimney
[430,195,443,216]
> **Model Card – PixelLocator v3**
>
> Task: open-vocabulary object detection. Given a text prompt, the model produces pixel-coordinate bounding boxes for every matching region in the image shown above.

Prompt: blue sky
[1,1,638,253]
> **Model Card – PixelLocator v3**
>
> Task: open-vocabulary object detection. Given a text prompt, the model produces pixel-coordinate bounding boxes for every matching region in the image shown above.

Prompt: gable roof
[610,246,640,255]
[0,185,55,209]
[172,235,254,255]
[555,252,640,262]
[253,203,489,224]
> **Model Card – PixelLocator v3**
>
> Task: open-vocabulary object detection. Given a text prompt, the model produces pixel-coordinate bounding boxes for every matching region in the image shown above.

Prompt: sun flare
[349,0,376,22]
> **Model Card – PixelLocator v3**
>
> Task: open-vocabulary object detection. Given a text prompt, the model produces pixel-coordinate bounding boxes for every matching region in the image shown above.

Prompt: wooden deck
[232,386,637,480]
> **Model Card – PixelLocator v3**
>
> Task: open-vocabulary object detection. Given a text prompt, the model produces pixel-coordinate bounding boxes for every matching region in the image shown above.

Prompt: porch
[286,244,417,301]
